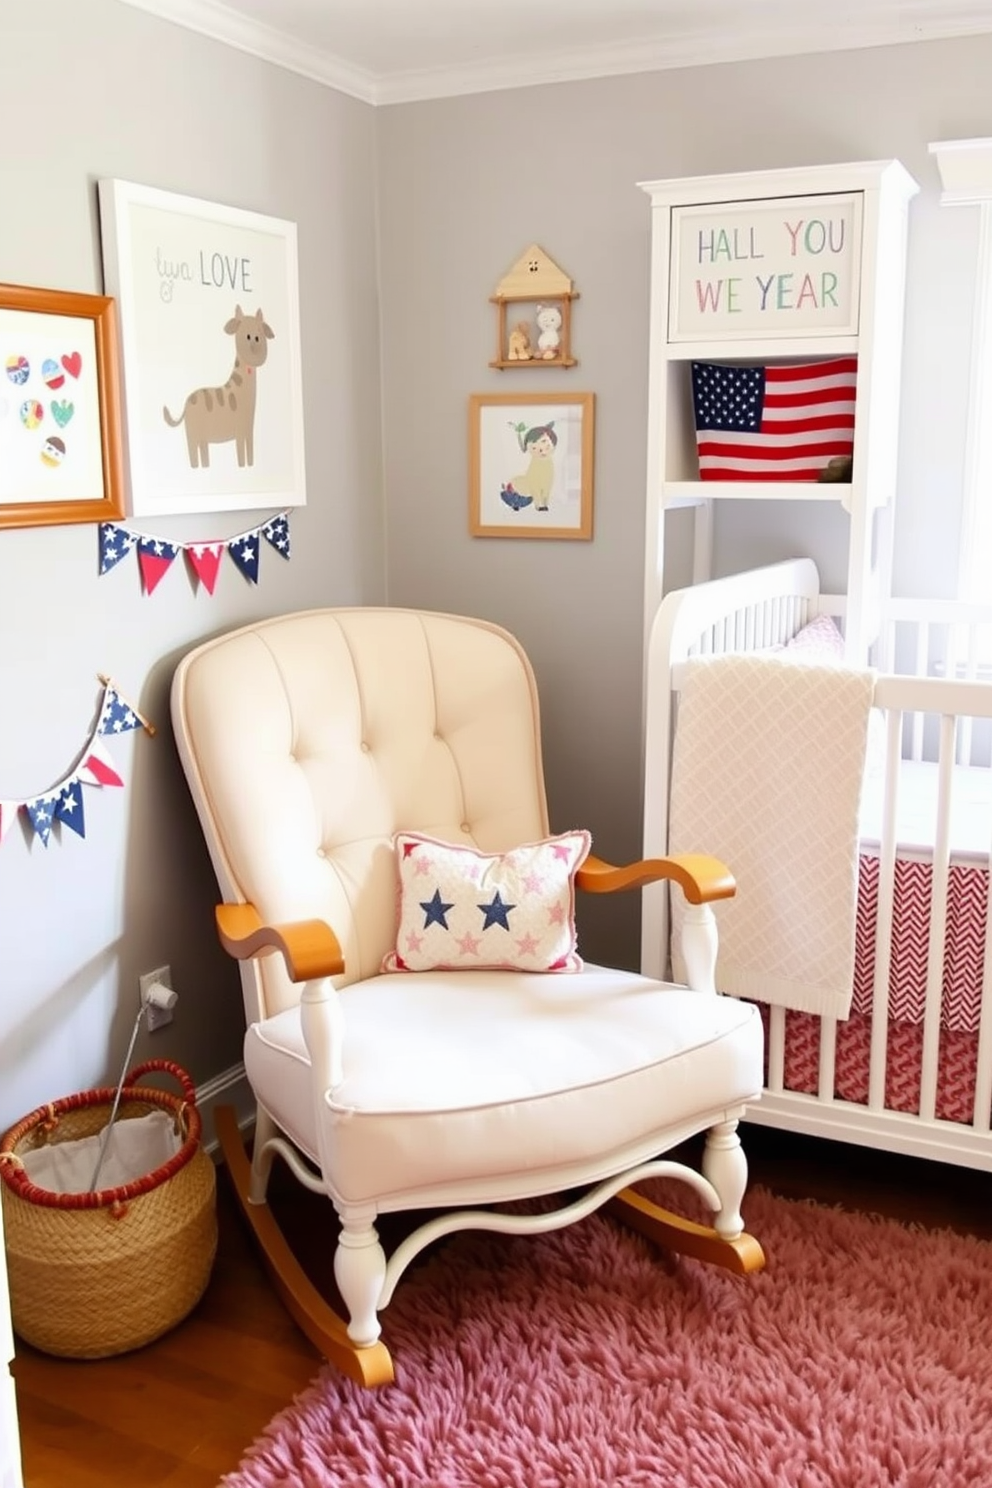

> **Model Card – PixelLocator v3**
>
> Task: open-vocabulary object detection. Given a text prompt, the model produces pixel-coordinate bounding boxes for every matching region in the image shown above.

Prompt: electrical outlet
[139,965,175,1031]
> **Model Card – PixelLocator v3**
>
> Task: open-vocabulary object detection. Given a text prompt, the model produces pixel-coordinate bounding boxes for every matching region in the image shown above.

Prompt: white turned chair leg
[335,1206,387,1347]
[249,1104,279,1205]
[702,1119,748,1239]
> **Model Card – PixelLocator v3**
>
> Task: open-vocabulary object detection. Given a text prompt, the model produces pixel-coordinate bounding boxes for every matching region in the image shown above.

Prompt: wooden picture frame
[98,178,306,518]
[469,392,594,540]
[0,282,124,530]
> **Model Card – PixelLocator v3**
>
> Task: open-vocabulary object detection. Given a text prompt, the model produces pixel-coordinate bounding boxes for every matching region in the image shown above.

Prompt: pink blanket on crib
[669,653,875,1019]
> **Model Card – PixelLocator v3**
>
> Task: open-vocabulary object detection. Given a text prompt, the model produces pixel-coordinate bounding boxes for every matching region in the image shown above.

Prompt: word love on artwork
[672,193,863,340]
[156,246,253,303]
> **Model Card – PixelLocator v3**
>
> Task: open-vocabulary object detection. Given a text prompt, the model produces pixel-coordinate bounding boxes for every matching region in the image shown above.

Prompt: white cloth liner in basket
[19,1110,181,1195]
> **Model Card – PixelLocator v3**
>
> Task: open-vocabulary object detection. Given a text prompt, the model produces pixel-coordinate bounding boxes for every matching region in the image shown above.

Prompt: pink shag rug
[220,1183,992,1488]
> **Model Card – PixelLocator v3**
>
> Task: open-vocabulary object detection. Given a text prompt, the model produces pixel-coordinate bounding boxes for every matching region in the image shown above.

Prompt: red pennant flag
[186,543,225,595]
[77,741,124,788]
[137,538,180,595]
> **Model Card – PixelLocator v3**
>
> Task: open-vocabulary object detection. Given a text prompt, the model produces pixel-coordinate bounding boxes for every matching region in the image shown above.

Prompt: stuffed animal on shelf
[818,454,854,482]
[507,322,533,361]
[535,304,563,360]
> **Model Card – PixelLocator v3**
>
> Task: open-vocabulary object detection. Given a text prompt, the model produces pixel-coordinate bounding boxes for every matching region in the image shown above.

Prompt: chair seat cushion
[244,967,763,1208]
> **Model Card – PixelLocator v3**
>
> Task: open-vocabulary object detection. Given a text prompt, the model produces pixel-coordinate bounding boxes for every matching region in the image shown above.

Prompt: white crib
[643,557,992,1171]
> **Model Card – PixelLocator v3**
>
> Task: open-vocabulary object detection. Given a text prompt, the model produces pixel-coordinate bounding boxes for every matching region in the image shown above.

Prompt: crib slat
[973,846,992,1133]
[918,714,957,1122]
[817,1017,837,1101]
[766,1005,786,1092]
[868,707,903,1110]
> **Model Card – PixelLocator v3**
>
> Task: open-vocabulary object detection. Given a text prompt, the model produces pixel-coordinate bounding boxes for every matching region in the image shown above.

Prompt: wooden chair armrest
[576,852,735,905]
[215,903,345,981]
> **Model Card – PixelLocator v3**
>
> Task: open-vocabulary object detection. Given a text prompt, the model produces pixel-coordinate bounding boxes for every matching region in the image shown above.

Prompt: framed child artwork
[469,391,594,540]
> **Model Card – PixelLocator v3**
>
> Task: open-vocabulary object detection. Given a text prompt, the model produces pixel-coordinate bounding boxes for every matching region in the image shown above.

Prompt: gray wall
[3,7,991,1130]
[378,35,992,969]
[0,3,383,1130]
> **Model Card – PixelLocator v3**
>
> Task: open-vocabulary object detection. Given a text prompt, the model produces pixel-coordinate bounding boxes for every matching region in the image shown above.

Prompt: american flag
[691,357,857,481]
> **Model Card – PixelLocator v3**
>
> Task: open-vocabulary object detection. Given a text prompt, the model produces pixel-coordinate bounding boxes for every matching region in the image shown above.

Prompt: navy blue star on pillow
[478,890,515,930]
[420,888,455,929]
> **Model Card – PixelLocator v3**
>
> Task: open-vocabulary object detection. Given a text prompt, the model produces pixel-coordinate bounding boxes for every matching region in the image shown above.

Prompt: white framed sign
[98,179,306,517]
[668,191,863,342]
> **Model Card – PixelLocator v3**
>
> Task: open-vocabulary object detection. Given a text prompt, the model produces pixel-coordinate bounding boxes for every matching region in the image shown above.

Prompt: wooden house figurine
[489,245,578,369]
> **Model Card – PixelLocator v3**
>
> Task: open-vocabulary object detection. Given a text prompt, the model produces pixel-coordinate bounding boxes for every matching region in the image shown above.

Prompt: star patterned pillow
[382,829,592,974]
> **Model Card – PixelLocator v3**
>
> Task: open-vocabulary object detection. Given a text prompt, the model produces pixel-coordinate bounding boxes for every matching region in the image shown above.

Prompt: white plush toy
[535,303,562,360]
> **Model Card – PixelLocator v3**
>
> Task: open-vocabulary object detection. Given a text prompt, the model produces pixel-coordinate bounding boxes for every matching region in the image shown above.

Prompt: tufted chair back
[172,608,550,1019]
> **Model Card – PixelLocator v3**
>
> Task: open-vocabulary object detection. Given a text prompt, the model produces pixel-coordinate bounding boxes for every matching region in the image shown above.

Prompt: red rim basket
[0,1059,217,1358]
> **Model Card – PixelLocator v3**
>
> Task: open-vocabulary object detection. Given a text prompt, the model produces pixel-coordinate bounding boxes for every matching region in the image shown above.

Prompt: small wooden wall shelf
[489,244,578,370]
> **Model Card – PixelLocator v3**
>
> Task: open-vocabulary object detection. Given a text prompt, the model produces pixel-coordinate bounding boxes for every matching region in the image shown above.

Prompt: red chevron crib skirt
[760,853,989,1122]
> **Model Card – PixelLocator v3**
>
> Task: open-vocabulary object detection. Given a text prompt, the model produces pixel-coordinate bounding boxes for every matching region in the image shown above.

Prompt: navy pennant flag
[25,796,57,847]
[228,532,261,584]
[101,688,144,736]
[99,523,138,574]
[262,512,291,559]
[54,781,86,838]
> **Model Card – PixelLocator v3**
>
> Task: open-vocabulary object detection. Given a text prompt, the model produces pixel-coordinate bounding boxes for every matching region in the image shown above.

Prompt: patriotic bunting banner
[99,511,291,595]
[1,679,152,850]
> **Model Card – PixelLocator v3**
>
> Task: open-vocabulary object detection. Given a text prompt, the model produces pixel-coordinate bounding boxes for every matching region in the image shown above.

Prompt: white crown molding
[117,0,379,102]
[374,15,992,104]
[930,137,992,205]
[118,0,992,105]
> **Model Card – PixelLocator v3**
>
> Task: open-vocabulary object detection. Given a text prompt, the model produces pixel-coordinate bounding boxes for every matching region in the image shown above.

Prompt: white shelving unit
[639,159,919,659]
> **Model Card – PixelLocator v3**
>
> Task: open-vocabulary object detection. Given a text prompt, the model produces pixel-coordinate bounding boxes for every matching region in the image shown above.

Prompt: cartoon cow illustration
[163,304,274,468]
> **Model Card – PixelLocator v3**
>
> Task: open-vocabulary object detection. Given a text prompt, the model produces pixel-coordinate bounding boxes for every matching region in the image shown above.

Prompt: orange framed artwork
[468,391,594,540]
[0,282,125,530]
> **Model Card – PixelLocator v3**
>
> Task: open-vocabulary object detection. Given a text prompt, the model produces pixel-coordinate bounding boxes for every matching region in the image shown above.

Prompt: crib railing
[874,599,992,766]
[646,564,992,1166]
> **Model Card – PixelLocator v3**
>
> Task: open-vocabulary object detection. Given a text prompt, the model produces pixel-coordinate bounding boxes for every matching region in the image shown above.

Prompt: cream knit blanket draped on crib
[668,654,875,1020]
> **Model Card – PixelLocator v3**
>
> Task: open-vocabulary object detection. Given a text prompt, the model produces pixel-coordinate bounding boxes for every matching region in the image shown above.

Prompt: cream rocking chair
[171,607,765,1387]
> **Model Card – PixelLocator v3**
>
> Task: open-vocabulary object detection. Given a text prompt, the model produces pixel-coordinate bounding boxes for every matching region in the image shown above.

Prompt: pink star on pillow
[456,931,482,956]
[547,901,566,925]
[515,932,541,956]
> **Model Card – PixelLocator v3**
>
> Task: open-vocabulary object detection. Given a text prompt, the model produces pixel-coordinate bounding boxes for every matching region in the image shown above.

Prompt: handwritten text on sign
[669,192,862,340]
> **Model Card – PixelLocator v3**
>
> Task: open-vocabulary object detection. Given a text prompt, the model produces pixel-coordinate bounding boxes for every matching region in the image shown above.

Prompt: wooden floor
[11,1124,992,1487]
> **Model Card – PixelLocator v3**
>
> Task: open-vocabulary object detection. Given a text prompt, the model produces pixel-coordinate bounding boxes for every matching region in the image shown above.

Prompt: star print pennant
[185,543,225,595]
[262,513,291,559]
[138,537,181,595]
[100,688,144,736]
[227,533,260,584]
[25,796,57,848]
[54,781,86,838]
[98,523,137,575]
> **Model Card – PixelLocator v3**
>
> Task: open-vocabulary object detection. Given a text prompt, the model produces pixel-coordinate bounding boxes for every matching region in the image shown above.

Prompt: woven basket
[0,1059,217,1359]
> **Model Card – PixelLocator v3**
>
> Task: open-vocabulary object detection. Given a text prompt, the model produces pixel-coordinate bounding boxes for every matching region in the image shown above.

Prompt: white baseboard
[195,1063,254,1154]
